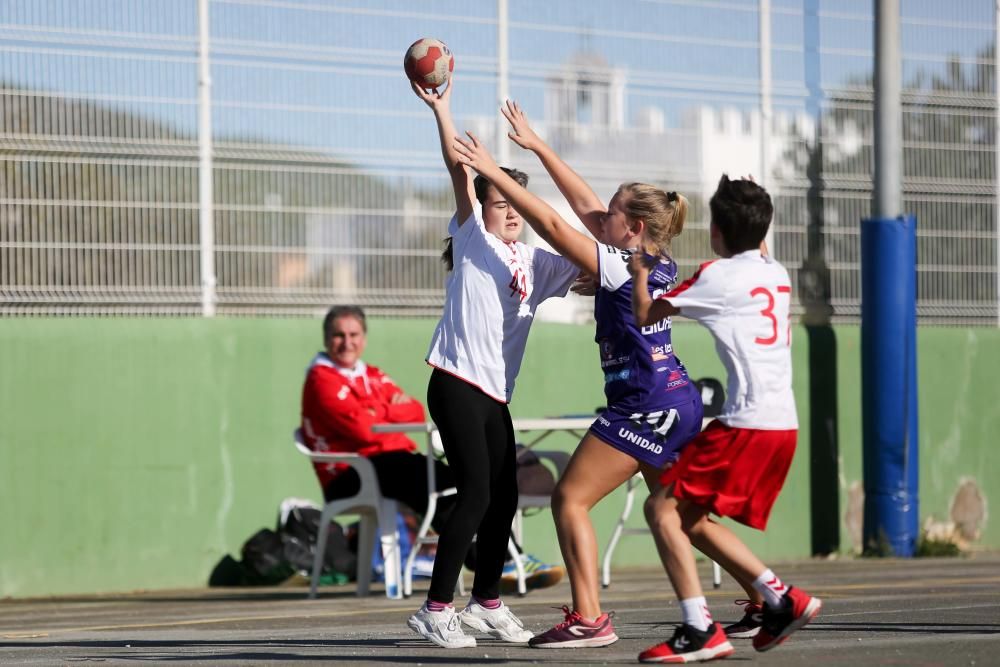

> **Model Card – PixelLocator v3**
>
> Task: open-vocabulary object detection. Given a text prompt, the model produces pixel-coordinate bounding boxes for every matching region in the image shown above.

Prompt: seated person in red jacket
[301,304,451,518]
[300,305,563,590]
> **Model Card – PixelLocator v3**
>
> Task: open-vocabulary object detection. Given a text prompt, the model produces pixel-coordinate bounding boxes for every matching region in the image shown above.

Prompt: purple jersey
[594,243,699,414]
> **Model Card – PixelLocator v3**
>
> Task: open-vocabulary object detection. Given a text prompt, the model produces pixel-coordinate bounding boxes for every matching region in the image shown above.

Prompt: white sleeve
[662,261,727,323]
[450,205,487,257]
[597,243,632,291]
[531,248,580,301]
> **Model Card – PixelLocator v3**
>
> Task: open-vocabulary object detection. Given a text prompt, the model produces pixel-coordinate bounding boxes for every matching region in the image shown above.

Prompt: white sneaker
[407,603,477,649]
[459,600,534,643]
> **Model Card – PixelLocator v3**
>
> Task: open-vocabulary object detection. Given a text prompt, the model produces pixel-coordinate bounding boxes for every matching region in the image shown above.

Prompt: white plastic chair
[293,429,402,600]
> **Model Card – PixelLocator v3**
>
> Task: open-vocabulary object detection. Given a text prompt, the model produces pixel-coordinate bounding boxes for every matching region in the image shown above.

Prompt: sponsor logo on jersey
[666,369,689,390]
[617,427,664,454]
[597,415,611,427]
[600,354,631,368]
[604,368,631,383]
[650,343,673,361]
[641,318,671,335]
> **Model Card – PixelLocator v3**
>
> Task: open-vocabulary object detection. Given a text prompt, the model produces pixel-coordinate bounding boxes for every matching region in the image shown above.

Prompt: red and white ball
[404,37,454,89]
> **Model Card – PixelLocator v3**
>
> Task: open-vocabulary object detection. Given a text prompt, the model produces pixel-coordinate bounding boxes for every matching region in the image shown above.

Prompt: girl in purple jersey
[454,101,703,649]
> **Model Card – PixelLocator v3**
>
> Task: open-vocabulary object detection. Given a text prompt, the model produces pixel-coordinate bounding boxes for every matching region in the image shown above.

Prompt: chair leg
[377,501,403,600]
[310,505,335,599]
[507,537,526,596]
[602,477,638,588]
[404,494,438,598]
[356,514,376,597]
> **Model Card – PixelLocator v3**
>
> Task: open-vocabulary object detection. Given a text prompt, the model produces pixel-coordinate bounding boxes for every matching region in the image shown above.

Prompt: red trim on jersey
[425,361,510,404]
[663,260,717,299]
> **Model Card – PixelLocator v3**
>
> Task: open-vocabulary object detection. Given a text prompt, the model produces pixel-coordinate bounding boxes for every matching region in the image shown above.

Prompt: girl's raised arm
[411,78,475,225]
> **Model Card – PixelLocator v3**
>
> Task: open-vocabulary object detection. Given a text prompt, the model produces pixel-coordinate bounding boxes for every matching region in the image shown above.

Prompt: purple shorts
[588,397,704,469]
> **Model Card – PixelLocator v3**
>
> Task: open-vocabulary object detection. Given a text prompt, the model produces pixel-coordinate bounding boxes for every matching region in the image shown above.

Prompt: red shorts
[659,420,797,530]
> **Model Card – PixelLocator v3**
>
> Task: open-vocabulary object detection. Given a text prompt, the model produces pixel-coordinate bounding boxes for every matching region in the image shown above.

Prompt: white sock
[752,569,788,607]
[679,596,713,632]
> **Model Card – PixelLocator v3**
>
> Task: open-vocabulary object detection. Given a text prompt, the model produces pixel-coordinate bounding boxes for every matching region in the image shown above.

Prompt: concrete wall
[0,319,995,597]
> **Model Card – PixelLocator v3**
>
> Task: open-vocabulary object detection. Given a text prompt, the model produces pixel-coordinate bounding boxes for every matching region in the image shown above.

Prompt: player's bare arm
[411,77,475,224]
[454,131,600,276]
[502,99,606,240]
[628,252,678,326]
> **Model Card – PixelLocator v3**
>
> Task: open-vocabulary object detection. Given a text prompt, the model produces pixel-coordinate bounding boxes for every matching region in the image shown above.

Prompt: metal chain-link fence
[2,0,997,323]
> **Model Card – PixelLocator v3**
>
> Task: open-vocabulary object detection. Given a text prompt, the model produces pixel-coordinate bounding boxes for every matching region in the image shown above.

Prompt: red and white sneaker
[752,586,822,652]
[528,605,619,648]
[723,599,763,638]
[639,623,734,663]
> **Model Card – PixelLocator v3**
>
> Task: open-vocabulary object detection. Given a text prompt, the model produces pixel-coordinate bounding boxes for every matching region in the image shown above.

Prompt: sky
[1,0,996,163]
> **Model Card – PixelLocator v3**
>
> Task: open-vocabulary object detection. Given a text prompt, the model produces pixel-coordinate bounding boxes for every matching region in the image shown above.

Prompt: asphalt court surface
[2,555,998,665]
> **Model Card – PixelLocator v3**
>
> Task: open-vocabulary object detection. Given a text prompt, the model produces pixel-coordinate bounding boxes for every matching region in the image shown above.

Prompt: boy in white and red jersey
[629,175,821,664]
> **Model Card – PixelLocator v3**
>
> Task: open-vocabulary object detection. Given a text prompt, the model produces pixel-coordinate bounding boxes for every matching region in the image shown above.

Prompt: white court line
[821,602,1000,618]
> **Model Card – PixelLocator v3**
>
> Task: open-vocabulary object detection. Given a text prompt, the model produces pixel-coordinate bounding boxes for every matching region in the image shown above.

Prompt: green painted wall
[833,327,1000,551]
[0,319,995,598]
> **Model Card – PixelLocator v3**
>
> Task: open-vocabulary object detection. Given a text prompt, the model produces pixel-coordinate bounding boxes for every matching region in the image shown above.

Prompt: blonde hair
[617,183,689,257]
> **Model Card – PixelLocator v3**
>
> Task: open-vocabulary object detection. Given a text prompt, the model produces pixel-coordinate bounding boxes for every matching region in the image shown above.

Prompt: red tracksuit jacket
[300,353,425,488]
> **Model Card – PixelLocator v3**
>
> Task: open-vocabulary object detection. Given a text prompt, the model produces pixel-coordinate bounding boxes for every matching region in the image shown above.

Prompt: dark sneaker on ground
[723,599,763,638]
[752,586,822,652]
[528,605,618,648]
[638,622,734,663]
[500,554,565,594]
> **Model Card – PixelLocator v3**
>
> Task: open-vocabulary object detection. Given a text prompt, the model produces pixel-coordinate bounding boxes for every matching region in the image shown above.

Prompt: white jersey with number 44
[661,249,797,430]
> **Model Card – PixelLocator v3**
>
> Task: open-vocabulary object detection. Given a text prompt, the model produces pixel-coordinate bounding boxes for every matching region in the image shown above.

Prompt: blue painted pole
[861,214,918,556]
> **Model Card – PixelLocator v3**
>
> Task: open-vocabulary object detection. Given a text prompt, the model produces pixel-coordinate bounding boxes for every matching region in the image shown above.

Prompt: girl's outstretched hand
[570,272,598,296]
[453,132,498,176]
[410,76,452,110]
[626,250,657,278]
[501,99,541,151]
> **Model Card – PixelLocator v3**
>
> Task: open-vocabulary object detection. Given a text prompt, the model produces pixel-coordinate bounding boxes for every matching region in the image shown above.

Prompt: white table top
[372,416,594,434]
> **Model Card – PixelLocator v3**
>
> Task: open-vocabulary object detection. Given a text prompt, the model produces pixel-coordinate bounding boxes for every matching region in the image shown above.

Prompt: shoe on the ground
[500,553,565,594]
[458,600,533,643]
[752,586,822,652]
[723,599,763,638]
[638,622,734,663]
[406,603,476,649]
[528,605,618,648]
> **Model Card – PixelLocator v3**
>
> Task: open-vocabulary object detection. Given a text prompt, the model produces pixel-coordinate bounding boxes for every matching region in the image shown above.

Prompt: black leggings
[425,368,518,603]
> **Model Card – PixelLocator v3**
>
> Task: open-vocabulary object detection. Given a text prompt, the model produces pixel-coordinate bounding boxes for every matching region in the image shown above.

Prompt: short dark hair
[708,174,773,254]
[322,305,366,342]
[473,167,528,204]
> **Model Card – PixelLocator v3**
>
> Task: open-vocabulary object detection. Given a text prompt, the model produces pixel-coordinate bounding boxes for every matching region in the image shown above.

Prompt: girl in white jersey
[454,102,702,649]
[630,175,821,663]
[405,77,579,649]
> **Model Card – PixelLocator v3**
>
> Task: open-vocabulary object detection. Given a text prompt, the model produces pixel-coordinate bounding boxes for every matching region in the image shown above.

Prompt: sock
[426,598,452,612]
[680,596,712,632]
[752,569,788,607]
[473,595,501,610]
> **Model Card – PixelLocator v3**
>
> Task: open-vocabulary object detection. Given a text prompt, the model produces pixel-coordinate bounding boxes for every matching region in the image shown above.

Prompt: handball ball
[404,37,454,88]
